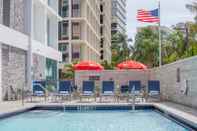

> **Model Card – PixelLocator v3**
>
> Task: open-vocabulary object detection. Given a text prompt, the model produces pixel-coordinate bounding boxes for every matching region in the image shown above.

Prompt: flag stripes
[137,9,160,23]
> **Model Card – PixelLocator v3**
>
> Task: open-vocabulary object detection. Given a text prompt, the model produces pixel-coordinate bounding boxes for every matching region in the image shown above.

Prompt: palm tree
[132,27,159,67]
[186,1,197,23]
[60,64,74,80]
[111,33,133,65]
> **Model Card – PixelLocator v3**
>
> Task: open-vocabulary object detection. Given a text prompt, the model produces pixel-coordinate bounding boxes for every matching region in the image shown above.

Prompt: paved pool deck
[0,101,197,128]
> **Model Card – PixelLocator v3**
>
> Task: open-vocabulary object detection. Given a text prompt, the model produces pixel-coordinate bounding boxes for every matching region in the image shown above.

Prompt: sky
[126,0,195,44]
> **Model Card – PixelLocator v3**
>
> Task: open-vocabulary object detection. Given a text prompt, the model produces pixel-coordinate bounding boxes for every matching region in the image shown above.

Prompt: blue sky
[126,0,194,44]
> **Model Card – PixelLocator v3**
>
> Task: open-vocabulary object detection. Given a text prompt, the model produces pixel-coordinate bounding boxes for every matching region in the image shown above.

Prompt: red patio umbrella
[73,61,104,71]
[117,60,147,70]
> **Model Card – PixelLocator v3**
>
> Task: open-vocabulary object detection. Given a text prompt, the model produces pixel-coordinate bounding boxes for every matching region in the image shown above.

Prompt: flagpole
[158,1,162,67]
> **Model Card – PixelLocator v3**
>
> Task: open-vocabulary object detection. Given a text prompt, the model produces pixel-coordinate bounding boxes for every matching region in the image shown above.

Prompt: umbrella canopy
[73,61,104,71]
[117,60,147,70]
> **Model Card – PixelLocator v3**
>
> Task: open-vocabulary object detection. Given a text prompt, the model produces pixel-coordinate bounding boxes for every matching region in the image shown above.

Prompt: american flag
[137,9,160,23]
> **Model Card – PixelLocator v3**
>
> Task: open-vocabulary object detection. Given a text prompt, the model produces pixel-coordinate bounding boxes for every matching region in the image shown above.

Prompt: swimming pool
[0,108,192,131]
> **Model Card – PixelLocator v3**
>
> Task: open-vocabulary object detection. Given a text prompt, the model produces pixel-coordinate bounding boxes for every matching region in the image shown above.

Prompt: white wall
[75,70,149,89]
[0,24,62,61]
[150,56,197,108]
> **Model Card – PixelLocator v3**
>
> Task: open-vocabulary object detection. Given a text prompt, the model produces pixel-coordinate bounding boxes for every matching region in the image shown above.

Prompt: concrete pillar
[68,0,72,63]
[0,43,2,101]
[27,0,33,91]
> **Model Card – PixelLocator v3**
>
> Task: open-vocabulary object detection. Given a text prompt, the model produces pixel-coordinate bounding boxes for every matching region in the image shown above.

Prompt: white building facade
[58,0,101,66]
[111,0,127,34]
[100,0,112,62]
[58,0,112,68]
[0,0,62,101]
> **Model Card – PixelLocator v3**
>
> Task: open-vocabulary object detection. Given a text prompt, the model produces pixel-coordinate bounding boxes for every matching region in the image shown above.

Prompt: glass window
[47,18,51,46]
[61,21,69,40]
[46,58,57,81]
[62,0,69,17]
[72,22,80,39]
[59,43,68,52]
[72,44,80,61]
[3,0,10,26]
[72,0,80,17]
[62,53,69,63]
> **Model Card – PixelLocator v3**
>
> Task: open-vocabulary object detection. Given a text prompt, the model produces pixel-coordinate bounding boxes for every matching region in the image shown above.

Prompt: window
[100,38,104,48]
[100,5,103,12]
[62,53,69,62]
[100,27,103,36]
[62,0,69,17]
[72,0,80,17]
[46,58,57,80]
[3,0,10,26]
[72,22,80,39]
[59,43,68,52]
[100,15,103,24]
[72,44,80,60]
[61,21,69,40]
[72,52,80,59]
[47,18,51,46]
[177,68,181,83]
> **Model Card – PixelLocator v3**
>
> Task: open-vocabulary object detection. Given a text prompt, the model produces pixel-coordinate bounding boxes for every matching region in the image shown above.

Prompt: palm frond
[186,2,197,13]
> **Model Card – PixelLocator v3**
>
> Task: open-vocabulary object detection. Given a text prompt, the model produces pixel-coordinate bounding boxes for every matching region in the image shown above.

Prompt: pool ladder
[62,103,66,112]
[77,105,96,111]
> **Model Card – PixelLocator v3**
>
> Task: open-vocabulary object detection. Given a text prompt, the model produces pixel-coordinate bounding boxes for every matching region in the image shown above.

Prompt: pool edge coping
[0,103,196,129]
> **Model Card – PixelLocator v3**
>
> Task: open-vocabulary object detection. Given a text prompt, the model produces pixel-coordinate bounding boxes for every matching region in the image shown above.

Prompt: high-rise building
[100,0,112,62]
[0,0,61,101]
[58,0,101,66]
[111,0,127,34]
[58,0,112,67]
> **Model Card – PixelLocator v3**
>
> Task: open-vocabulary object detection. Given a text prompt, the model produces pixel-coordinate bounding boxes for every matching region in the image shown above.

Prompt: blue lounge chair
[56,80,72,101]
[80,81,96,102]
[100,81,115,102]
[31,81,46,101]
[148,80,160,100]
[129,81,142,95]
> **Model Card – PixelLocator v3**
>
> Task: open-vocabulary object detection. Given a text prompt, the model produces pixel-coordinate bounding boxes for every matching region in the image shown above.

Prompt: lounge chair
[128,80,144,102]
[56,80,72,101]
[119,85,129,102]
[31,81,46,102]
[80,81,96,102]
[100,81,116,102]
[148,80,160,101]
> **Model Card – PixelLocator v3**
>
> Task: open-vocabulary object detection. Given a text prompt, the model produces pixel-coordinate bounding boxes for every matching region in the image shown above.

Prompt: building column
[27,0,33,90]
[68,0,72,63]
[0,43,2,101]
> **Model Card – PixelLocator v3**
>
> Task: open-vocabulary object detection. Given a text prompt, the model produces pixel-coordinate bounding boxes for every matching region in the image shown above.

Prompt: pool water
[0,110,189,131]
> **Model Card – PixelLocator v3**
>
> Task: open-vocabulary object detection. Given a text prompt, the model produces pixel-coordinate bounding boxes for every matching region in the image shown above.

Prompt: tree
[132,27,159,67]
[184,23,197,57]
[101,60,114,70]
[162,31,185,64]
[132,23,197,67]
[186,1,197,23]
[111,33,133,66]
[60,64,74,80]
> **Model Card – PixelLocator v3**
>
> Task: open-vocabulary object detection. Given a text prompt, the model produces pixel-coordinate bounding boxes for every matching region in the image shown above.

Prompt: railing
[77,105,96,112]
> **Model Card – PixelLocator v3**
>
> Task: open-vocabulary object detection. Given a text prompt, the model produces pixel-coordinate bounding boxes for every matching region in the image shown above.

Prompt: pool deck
[0,101,197,128]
